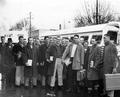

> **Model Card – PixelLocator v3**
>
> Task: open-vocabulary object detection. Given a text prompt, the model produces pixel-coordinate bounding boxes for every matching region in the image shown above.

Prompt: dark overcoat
[84,47,90,70]
[5,44,15,68]
[5,44,15,74]
[87,44,100,80]
[0,43,8,74]
[38,43,49,76]
[24,44,39,77]
[103,41,118,74]
[46,44,63,76]
[12,43,25,66]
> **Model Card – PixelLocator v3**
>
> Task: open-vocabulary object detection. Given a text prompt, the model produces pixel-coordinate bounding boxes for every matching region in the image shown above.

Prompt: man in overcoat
[62,34,84,92]
[46,37,63,96]
[5,38,15,86]
[87,38,101,95]
[0,36,7,74]
[12,36,25,86]
[103,34,118,97]
[24,37,39,87]
[38,36,50,87]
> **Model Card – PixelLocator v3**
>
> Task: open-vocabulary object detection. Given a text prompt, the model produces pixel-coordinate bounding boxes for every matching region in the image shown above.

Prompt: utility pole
[96,0,99,24]
[59,24,62,30]
[64,19,66,29]
[29,12,32,37]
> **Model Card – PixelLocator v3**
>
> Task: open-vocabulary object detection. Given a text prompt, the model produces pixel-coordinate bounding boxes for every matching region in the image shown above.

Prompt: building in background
[0,30,28,43]
[31,29,58,39]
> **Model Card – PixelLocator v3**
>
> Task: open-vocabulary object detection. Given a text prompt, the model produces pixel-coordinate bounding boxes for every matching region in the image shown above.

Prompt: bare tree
[9,18,36,31]
[74,0,115,27]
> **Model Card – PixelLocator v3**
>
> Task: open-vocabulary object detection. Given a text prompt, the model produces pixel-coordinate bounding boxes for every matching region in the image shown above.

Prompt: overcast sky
[0,0,120,30]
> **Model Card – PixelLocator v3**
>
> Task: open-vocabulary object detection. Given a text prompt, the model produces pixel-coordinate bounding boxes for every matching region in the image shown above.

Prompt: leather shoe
[66,88,72,92]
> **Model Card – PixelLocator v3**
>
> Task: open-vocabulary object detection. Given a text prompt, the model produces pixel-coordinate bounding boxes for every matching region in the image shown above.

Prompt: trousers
[50,58,63,87]
[15,66,24,86]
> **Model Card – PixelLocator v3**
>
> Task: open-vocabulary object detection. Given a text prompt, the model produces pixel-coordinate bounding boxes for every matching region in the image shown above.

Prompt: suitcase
[105,73,120,90]
[77,69,86,81]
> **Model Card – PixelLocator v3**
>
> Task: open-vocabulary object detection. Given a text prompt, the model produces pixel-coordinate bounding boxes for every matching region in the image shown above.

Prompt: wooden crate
[105,73,120,90]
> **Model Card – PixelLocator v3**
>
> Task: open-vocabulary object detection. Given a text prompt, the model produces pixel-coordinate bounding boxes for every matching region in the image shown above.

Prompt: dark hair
[64,37,69,40]
[19,36,23,40]
[8,38,12,42]
[104,34,110,37]
[74,34,79,38]
[23,38,26,40]
[1,36,5,39]
[69,37,74,42]
[84,41,88,44]
[28,37,33,40]
[91,38,97,41]
[44,36,49,40]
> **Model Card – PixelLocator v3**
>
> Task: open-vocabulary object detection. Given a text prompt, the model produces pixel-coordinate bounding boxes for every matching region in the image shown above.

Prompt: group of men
[0,34,119,97]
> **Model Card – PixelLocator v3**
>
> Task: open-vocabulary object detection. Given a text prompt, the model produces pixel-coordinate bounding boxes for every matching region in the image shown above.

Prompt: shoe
[66,88,72,92]
[77,87,81,93]
[15,85,21,88]
[24,85,29,89]
[46,91,56,96]
[58,86,63,90]
[88,89,92,94]
[41,85,46,89]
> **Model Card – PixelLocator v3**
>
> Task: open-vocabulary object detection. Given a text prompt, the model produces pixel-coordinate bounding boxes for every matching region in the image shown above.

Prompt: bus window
[80,36,89,41]
[91,35,102,44]
[107,31,117,44]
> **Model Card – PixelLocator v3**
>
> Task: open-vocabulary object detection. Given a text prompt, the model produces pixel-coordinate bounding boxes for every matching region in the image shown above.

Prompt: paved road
[0,85,89,97]
[0,85,119,97]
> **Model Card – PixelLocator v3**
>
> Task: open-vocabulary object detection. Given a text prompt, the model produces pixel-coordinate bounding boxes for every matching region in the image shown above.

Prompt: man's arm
[80,45,84,66]
[62,44,70,61]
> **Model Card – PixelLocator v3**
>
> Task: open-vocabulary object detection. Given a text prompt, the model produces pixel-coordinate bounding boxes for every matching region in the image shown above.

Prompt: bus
[39,22,120,46]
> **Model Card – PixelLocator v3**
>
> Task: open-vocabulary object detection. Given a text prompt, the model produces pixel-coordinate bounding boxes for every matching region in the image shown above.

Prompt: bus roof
[40,23,108,37]
[39,22,120,38]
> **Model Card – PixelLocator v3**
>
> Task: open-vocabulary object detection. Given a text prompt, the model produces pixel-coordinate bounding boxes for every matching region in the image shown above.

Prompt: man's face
[35,39,40,45]
[23,39,27,46]
[74,36,79,43]
[52,38,57,45]
[45,38,49,44]
[84,42,88,47]
[56,38,61,46]
[28,38,33,45]
[1,37,5,43]
[19,37,24,44]
[61,39,65,46]
[80,38,84,44]
[65,39,69,46]
[91,39,96,45]
[40,39,44,45]
[104,36,110,43]
[49,38,54,45]
[8,41,12,45]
